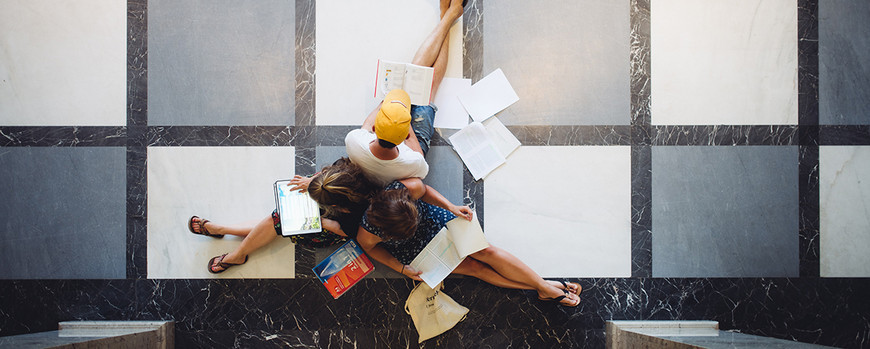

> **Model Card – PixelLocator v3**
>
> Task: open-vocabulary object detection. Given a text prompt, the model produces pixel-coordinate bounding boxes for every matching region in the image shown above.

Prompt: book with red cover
[313,239,374,299]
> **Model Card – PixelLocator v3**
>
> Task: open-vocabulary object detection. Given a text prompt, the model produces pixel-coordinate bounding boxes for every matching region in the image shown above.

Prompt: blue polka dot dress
[361,181,456,265]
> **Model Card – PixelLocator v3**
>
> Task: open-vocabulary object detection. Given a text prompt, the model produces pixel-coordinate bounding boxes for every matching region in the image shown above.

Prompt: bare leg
[452,258,533,290]
[469,246,580,306]
[212,216,278,267]
[454,255,582,293]
[191,216,254,237]
[411,0,463,97]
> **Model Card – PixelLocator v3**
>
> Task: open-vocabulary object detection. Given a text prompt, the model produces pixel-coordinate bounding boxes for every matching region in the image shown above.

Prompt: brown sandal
[207,254,248,274]
[188,216,223,238]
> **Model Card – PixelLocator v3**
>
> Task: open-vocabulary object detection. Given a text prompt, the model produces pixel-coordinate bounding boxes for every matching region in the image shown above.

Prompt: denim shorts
[410,104,437,156]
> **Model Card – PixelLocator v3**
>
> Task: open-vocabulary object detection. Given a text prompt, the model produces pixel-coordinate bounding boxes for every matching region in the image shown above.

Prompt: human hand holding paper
[409,212,489,288]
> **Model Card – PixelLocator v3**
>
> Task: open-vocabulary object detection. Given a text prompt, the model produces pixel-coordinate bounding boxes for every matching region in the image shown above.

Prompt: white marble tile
[484,146,631,277]
[147,147,296,279]
[0,0,126,126]
[650,0,797,125]
[820,146,870,277]
[315,0,463,125]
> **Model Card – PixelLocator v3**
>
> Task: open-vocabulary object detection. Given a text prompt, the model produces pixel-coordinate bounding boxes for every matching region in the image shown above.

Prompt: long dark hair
[307,157,378,217]
[365,188,418,240]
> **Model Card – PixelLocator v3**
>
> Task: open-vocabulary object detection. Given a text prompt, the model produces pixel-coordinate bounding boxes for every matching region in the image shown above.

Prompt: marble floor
[1,0,869,348]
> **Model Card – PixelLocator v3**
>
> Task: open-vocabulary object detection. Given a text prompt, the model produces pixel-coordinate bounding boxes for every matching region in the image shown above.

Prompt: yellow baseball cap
[375,89,412,145]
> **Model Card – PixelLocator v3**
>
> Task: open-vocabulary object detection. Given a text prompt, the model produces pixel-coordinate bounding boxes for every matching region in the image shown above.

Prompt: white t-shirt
[345,129,429,185]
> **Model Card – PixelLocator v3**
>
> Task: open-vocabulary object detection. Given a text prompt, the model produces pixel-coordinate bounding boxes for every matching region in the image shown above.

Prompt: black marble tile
[507,125,632,146]
[630,0,651,129]
[798,144,820,278]
[463,0,483,82]
[798,0,819,127]
[0,127,127,147]
[630,145,652,278]
[1,278,869,347]
[295,0,315,127]
[651,125,799,146]
[126,139,147,279]
[127,0,149,279]
[820,125,870,145]
[144,126,293,147]
[464,169,484,230]
[128,0,147,127]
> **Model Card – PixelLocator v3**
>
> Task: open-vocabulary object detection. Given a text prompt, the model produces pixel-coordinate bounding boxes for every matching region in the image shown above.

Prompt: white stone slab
[147,147,296,279]
[315,0,463,125]
[484,146,631,277]
[820,146,870,277]
[0,0,126,126]
[651,0,797,125]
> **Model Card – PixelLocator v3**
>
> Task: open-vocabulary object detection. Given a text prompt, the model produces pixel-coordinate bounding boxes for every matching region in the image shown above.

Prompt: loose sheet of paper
[433,78,472,129]
[458,68,519,122]
[410,212,489,288]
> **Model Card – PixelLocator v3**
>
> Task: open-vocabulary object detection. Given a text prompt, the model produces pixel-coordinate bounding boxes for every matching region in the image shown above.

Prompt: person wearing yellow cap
[345,0,464,185]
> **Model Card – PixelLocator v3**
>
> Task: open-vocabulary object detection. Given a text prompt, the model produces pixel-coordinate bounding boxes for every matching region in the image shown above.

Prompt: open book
[374,59,435,105]
[409,212,489,288]
[274,179,322,236]
[448,117,521,180]
[313,239,375,299]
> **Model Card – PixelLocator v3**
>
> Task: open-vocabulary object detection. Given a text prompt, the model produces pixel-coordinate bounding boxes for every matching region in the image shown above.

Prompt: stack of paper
[442,69,521,180]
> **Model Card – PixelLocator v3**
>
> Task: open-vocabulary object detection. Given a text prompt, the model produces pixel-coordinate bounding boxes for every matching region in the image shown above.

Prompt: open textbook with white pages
[448,117,521,180]
[374,59,435,105]
[409,212,489,288]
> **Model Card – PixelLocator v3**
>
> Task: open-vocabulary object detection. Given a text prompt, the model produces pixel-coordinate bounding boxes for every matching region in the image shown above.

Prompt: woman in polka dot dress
[357,178,581,307]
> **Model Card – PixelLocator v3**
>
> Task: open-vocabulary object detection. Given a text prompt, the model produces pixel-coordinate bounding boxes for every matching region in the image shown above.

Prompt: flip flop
[208,254,248,274]
[558,280,582,296]
[538,289,581,307]
[189,216,223,238]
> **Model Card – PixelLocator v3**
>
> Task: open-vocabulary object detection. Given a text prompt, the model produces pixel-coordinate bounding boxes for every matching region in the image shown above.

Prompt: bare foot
[538,285,581,307]
[445,0,463,21]
[547,280,582,295]
[188,216,223,238]
[221,252,247,265]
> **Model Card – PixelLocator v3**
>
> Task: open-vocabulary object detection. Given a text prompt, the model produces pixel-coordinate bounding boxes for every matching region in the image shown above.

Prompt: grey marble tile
[819,0,870,125]
[483,0,631,126]
[652,146,799,278]
[147,0,295,126]
[0,147,126,279]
